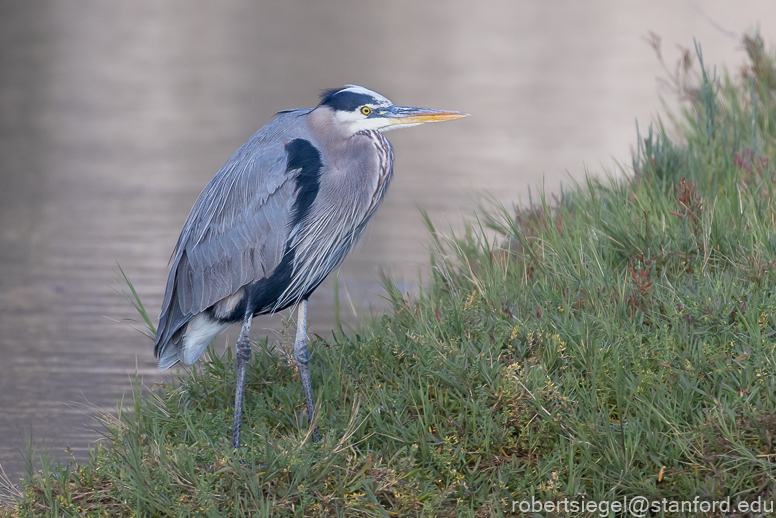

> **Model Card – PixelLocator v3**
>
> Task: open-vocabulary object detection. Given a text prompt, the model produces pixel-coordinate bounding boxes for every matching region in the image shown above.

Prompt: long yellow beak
[381,106,469,129]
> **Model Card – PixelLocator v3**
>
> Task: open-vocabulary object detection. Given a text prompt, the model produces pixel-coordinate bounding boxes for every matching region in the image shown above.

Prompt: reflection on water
[1,0,774,484]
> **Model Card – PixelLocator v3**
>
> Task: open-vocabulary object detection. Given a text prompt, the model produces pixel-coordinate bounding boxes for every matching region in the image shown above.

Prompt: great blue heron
[154,85,467,448]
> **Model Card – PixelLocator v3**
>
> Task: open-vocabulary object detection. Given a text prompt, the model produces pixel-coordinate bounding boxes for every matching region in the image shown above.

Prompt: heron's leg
[295,299,321,442]
[232,310,253,450]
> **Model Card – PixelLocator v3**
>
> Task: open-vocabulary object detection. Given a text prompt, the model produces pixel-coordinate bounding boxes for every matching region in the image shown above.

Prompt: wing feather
[179,147,292,317]
[154,111,313,355]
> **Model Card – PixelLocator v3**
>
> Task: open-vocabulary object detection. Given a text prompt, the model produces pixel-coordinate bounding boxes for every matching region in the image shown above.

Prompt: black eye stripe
[320,90,379,112]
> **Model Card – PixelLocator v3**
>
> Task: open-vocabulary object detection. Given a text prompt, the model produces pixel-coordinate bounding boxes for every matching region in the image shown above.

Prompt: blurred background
[1,0,775,484]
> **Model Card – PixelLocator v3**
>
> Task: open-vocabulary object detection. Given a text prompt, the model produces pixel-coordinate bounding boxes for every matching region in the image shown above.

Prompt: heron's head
[316,85,468,137]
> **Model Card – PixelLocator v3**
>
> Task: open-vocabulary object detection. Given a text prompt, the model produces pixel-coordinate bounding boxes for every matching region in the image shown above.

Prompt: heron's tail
[157,335,183,370]
[156,312,229,370]
[154,287,191,370]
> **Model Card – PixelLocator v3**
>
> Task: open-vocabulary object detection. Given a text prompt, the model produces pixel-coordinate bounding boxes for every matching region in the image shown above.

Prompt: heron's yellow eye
[361,106,371,115]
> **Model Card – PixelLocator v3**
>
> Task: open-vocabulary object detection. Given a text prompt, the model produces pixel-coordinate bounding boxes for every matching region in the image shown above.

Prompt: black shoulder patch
[319,88,375,112]
[285,139,323,228]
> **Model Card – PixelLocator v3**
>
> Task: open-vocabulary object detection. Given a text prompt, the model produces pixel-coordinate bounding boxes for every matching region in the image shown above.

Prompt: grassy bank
[4,35,776,517]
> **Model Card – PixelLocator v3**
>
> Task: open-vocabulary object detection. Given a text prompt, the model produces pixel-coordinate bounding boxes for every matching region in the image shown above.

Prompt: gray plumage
[153,85,467,447]
[155,107,394,368]
[156,114,296,364]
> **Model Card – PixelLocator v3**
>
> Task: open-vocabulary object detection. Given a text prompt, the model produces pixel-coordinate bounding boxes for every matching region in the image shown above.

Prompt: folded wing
[154,123,305,363]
